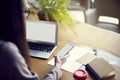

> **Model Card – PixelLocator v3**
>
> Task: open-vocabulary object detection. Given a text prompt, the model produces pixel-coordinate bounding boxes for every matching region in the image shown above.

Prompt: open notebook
[26,20,58,59]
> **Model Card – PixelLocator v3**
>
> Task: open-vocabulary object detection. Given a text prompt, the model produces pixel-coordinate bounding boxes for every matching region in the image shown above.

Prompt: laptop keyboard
[28,42,54,53]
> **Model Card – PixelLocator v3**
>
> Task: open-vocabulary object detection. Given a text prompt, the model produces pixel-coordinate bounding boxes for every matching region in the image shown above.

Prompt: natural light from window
[98,16,119,25]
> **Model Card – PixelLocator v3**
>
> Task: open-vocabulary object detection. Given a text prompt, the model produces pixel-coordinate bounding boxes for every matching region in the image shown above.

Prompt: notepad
[76,52,96,64]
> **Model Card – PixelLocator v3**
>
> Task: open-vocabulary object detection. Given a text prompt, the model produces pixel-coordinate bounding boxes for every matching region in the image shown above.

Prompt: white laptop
[26,20,58,59]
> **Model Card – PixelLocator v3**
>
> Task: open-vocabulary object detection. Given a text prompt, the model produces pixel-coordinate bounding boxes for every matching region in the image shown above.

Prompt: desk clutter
[48,42,116,80]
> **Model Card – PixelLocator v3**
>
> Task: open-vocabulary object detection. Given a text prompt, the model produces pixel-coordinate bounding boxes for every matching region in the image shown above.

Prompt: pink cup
[73,69,89,80]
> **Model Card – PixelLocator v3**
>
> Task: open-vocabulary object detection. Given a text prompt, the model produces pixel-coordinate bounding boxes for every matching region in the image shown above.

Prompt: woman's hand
[54,55,69,68]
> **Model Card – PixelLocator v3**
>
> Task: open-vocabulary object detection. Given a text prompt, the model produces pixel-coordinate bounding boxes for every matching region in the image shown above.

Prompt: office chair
[84,0,120,33]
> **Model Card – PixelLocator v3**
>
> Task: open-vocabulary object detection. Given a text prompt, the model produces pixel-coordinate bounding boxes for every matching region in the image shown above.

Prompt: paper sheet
[48,58,82,73]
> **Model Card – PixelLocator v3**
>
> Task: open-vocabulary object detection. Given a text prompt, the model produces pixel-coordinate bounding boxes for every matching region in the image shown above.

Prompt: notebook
[26,20,58,59]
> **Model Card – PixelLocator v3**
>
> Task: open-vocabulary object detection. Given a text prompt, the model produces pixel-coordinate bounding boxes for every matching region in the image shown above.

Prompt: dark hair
[0,0,29,63]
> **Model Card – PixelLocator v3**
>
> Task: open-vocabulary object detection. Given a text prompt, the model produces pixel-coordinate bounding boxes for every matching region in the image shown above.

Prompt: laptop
[26,20,58,59]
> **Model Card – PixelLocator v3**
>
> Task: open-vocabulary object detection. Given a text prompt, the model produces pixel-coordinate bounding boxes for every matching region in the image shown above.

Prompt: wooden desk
[29,22,120,80]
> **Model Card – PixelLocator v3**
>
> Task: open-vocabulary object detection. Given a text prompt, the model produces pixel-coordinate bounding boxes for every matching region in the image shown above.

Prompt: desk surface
[29,22,120,80]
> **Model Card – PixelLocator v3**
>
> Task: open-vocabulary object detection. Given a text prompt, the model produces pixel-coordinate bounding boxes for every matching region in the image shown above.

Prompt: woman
[0,0,65,80]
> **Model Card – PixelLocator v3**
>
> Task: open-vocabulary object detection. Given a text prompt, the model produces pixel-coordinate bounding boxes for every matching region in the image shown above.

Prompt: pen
[93,48,97,55]
[64,46,73,56]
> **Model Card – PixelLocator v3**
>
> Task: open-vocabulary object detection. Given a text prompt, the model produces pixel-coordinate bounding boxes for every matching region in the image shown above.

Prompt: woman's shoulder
[0,41,21,60]
[0,40,18,52]
[0,40,26,67]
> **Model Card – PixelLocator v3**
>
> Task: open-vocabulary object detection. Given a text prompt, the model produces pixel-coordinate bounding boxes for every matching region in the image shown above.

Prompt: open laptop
[26,20,58,59]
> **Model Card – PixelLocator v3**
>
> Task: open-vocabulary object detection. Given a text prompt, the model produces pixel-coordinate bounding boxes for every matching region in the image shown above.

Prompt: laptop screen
[26,21,58,44]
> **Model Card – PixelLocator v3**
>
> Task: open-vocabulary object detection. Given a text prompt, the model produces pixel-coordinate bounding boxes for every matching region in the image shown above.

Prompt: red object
[73,69,88,80]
